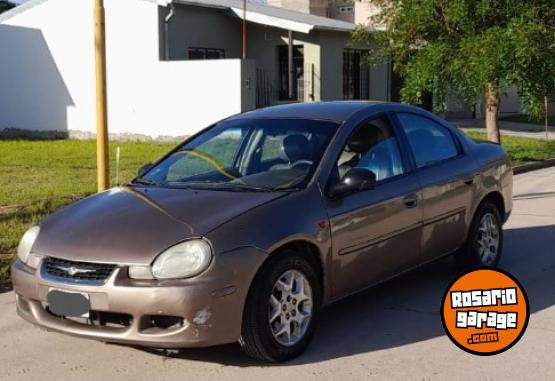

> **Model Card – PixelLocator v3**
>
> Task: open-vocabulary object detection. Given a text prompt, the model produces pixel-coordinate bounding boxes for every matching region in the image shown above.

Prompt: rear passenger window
[397,113,459,168]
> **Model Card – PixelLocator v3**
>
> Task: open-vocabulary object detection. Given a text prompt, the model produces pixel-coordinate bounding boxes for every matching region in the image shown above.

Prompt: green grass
[1,134,554,282]
[501,114,555,126]
[464,132,555,164]
[0,140,174,281]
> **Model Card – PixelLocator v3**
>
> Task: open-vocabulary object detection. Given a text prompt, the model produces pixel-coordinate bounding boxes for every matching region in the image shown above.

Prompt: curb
[513,158,555,175]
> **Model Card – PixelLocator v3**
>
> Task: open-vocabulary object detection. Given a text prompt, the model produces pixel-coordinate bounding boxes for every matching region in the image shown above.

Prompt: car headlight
[17,226,40,265]
[151,239,213,279]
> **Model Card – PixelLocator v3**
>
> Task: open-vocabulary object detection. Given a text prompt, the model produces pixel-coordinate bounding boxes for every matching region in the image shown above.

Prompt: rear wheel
[239,252,321,362]
[456,202,503,269]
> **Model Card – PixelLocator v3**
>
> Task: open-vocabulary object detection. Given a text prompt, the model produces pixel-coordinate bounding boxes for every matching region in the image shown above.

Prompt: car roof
[229,101,390,124]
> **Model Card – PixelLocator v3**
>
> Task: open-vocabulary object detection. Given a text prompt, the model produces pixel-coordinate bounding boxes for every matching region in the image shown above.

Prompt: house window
[188,47,225,60]
[338,6,354,13]
[278,45,304,101]
[343,49,370,100]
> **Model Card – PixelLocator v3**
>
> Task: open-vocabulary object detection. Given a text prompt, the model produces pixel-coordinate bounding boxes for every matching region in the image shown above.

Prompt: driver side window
[337,118,405,182]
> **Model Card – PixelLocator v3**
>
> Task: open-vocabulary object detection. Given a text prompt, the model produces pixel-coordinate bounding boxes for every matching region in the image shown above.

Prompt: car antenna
[116,146,121,187]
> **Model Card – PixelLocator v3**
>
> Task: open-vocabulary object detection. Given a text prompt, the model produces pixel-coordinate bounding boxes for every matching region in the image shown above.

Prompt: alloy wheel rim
[477,213,500,265]
[268,270,313,347]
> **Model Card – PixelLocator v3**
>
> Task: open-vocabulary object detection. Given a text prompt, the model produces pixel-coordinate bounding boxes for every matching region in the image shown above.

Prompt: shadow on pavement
[133,224,555,366]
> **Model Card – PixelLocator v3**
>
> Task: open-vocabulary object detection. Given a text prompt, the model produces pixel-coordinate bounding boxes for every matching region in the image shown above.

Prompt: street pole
[288,30,293,100]
[242,0,247,60]
[545,96,549,141]
[94,0,109,192]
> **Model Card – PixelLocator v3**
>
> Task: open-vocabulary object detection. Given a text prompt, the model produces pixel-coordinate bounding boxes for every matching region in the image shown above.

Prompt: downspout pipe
[288,30,293,100]
[164,2,176,60]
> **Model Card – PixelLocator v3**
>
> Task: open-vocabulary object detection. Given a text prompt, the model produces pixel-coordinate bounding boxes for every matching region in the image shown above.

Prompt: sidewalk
[451,118,555,140]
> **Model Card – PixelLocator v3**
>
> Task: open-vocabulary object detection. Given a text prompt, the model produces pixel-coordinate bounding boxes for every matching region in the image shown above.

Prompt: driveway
[1,167,554,381]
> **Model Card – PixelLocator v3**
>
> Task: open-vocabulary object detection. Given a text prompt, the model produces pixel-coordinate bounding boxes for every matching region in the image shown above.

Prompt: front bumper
[11,247,266,348]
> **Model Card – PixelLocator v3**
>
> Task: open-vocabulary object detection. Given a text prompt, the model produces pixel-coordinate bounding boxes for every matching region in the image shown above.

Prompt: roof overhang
[151,0,173,5]
[165,0,357,34]
[229,7,313,34]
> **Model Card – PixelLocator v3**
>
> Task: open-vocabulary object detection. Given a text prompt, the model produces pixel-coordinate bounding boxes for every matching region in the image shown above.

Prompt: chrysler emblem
[55,265,95,276]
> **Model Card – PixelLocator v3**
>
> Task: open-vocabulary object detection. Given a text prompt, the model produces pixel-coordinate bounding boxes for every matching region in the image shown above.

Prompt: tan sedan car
[12,102,512,362]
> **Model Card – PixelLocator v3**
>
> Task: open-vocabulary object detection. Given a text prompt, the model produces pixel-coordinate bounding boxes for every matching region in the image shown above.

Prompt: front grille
[42,257,117,285]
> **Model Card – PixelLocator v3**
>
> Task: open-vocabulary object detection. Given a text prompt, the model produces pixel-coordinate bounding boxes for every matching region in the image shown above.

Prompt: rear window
[397,113,459,168]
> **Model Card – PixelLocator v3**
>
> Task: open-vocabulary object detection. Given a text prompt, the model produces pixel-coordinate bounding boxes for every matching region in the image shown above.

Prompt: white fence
[106,59,249,138]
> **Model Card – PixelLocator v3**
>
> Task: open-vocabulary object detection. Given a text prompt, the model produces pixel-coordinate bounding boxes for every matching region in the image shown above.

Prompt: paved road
[1,168,554,381]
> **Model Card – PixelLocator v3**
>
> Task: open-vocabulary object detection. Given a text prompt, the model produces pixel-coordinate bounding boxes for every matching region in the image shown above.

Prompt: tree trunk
[485,84,501,143]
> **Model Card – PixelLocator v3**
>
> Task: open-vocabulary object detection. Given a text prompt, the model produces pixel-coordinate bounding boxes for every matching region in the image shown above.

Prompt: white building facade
[0,0,394,140]
[0,0,256,139]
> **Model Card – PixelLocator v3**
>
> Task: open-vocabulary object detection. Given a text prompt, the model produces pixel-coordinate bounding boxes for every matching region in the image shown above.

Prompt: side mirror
[138,163,153,177]
[328,168,376,199]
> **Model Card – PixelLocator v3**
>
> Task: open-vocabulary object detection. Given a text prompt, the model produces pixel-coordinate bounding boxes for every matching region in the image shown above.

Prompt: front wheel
[456,202,503,269]
[239,253,322,362]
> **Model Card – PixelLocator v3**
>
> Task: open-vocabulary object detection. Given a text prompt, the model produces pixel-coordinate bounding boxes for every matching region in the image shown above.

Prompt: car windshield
[138,118,338,191]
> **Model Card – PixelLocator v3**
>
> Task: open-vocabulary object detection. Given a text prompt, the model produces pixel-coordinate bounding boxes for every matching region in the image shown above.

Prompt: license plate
[47,288,90,318]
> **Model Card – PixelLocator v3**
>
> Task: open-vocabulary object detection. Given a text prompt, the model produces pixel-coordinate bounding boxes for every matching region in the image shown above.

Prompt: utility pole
[288,30,293,100]
[545,96,549,141]
[242,0,247,59]
[94,0,109,191]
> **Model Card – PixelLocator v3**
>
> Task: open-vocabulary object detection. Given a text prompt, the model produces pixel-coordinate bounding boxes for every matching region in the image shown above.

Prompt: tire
[239,251,322,362]
[455,202,503,270]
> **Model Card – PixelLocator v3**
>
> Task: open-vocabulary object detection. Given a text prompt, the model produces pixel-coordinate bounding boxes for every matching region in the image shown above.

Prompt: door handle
[403,194,418,208]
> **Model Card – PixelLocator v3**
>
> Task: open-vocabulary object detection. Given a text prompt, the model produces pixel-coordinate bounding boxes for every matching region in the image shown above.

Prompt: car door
[325,115,423,298]
[394,112,475,263]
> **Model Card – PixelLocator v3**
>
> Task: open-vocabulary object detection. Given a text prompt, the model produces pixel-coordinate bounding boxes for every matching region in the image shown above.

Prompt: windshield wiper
[167,181,272,192]
[132,177,161,187]
[273,186,302,192]
[224,182,274,192]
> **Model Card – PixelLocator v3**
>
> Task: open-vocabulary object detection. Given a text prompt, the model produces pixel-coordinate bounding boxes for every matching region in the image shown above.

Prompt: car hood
[32,186,285,265]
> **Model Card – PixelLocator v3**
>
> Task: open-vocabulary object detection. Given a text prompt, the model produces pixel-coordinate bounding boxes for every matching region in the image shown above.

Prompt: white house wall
[446,86,523,119]
[0,0,94,134]
[0,0,247,138]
